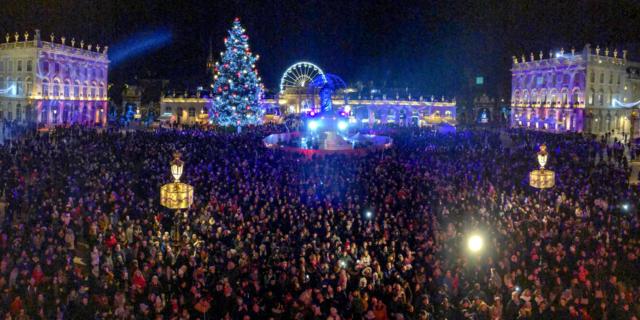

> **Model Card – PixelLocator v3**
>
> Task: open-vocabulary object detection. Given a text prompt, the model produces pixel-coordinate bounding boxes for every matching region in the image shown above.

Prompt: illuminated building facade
[0,30,109,125]
[274,62,456,126]
[160,93,212,125]
[162,61,457,126]
[511,44,640,136]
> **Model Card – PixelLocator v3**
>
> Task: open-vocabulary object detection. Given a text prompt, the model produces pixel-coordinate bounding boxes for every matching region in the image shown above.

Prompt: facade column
[631,111,638,139]
[368,107,374,127]
[47,101,53,126]
[59,101,65,125]
[36,101,42,123]
[102,101,107,125]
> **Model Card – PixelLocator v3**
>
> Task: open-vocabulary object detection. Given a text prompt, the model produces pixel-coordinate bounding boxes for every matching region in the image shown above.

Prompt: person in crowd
[0,124,637,319]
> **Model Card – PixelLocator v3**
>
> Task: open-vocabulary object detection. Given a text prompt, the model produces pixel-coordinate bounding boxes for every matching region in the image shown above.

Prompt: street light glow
[467,234,484,253]
[365,211,372,219]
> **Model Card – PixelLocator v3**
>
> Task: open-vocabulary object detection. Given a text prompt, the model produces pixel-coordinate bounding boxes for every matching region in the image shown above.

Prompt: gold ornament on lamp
[160,152,194,209]
[529,144,555,189]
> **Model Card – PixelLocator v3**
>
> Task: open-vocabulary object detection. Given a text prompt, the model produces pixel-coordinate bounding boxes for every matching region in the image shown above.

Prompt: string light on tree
[211,17,263,126]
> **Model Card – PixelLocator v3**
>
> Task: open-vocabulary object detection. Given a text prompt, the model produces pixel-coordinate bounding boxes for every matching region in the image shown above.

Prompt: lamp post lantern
[529,144,555,189]
[160,152,194,210]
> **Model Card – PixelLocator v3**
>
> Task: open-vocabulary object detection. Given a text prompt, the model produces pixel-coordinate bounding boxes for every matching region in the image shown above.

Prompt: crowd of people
[0,124,638,319]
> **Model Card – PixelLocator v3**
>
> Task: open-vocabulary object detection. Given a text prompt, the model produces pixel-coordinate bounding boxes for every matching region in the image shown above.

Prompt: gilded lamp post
[160,152,194,209]
[529,144,555,189]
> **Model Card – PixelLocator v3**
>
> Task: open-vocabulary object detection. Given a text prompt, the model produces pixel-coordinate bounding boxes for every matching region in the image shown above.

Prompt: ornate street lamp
[529,144,555,189]
[160,152,194,209]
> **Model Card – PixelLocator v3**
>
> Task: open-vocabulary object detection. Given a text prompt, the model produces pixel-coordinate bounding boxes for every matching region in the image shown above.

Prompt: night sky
[2,0,640,98]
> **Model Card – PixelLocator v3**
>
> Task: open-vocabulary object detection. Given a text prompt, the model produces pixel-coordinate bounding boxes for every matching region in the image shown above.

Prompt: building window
[600,72,604,83]
[16,104,21,121]
[42,81,49,96]
[618,73,621,85]
[589,72,594,83]
[74,85,79,97]
[165,106,172,113]
[609,72,613,84]
[90,88,96,98]
[26,60,32,72]
[99,87,104,98]
[16,61,22,72]
[82,87,87,97]
[0,61,4,72]
[53,82,60,96]
[189,107,196,117]
[64,84,70,97]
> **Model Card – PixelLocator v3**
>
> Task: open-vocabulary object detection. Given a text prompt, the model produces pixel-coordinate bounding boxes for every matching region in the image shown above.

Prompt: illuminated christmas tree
[211,18,263,126]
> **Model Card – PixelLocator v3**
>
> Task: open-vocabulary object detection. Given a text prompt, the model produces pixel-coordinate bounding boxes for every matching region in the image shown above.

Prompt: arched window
[52,79,60,96]
[572,90,580,105]
[41,61,49,74]
[598,90,604,105]
[42,79,49,96]
[16,78,23,96]
[609,89,613,105]
[25,77,32,96]
[74,80,80,97]
[64,80,70,97]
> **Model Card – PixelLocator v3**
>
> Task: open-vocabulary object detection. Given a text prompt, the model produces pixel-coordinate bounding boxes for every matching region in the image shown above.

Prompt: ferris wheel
[280,62,325,92]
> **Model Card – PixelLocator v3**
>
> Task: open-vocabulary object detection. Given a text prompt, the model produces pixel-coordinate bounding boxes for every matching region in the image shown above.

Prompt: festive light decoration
[211,18,262,126]
[160,152,194,210]
[280,62,325,92]
[529,144,555,189]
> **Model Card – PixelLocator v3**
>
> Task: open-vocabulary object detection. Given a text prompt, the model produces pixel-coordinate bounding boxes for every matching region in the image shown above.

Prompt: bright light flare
[467,234,484,253]
[308,120,320,131]
[338,121,348,131]
[365,211,372,219]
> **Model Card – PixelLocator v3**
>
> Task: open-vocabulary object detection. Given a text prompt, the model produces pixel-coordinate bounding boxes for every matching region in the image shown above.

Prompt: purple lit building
[510,44,640,137]
[0,30,109,126]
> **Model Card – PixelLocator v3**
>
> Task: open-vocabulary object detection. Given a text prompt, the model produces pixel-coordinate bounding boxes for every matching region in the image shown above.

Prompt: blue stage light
[338,121,348,131]
[308,120,320,131]
[110,29,173,66]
